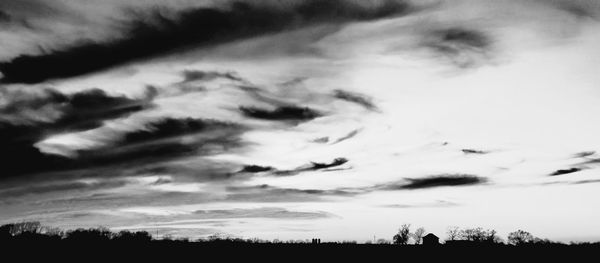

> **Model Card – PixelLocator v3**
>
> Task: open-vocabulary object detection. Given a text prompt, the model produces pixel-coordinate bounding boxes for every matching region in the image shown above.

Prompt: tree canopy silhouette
[393,224,411,245]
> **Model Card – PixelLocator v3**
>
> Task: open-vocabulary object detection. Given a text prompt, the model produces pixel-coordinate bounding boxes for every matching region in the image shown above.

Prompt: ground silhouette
[1,222,599,262]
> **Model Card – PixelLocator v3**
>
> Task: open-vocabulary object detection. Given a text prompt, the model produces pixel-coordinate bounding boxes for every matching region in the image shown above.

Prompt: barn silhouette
[423,233,439,246]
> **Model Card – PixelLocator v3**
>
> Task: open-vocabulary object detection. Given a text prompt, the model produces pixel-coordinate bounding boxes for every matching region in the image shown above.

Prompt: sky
[1,0,600,243]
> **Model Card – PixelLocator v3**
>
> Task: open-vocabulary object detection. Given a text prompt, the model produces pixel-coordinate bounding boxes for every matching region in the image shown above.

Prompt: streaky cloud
[0,0,411,84]
[0,179,128,199]
[192,207,332,220]
[181,70,244,83]
[71,117,247,169]
[550,168,583,176]
[574,151,595,158]
[381,174,487,190]
[226,184,358,203]
[239,105,321,123]
[333,89,378,111]
[238,165,274,173]
[572,179,600,185]
[462,149,489,155]
[0,87,155,179]
[274,157,350,176]
[382,200,459,208]
[332,129,361,145]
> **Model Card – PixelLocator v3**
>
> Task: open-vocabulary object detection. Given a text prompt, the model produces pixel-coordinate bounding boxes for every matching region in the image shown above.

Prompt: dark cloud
[574,151,595,158]
[1,86,156,127]
[332,129,361,144]
[462,149,489,155]
[236,84,311,109]
[581,157,600,165]
[239,105,321,123]
[382,175,486,190]
[0,10,11,23]
[70,117,246,170]
[275,157,349,176]
[122,118,233,144]
[333,89,378,111]
[424,27,492,68]
[0,94,246,182]
[572,179,600,185]
[237,158,349,177]
[238,165,274,173]
[546,0,599,19]
[129,160,239,183]
[0,0,411,84]
[544,178,600,186]
[440,28,490,48]
[0,87,155,179]
[151,177,173,185]
[181,70,244,83]
[311,137,329,143]
[550,168,583,176]
[308,157,349,170]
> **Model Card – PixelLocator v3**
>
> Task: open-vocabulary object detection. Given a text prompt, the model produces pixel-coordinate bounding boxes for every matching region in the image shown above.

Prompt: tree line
[1,221,598,246]
[390,224,567,245]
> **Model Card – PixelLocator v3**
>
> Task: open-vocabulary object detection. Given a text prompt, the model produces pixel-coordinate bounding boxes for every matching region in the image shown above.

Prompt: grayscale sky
[1,0,600,242]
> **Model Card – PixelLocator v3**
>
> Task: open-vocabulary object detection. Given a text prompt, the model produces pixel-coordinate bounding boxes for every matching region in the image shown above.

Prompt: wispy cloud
[0,87,155,179]
[239,105,322,124]
[191,207,332,220]
[422,27,493,68]
[550,168,583,176]
[333,89,378,111]
[381,175,487,190]
[0,0,411,83]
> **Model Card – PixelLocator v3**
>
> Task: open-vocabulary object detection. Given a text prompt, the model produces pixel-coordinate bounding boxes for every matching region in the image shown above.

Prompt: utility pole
[155,223,159,240]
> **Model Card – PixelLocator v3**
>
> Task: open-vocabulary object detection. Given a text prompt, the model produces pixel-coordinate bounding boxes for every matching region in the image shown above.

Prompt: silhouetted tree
[393,224,411,245]
[40,226,63,237]
[460,227,483,242]
[508,230,535,245]
[455,227,501,244]
[9,221,42,235]
[484,229,502,244]
[412,227,426,244]
[447,226,460,241]
[0,222,61,242]
[0,223,15,239]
